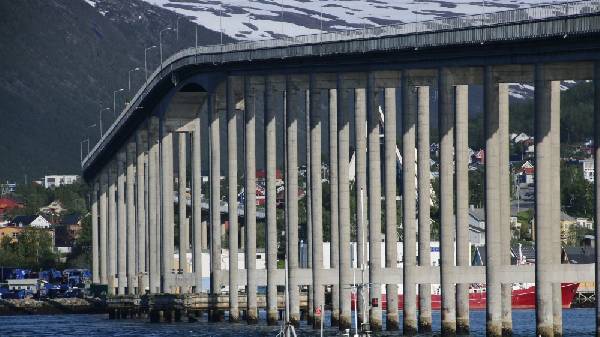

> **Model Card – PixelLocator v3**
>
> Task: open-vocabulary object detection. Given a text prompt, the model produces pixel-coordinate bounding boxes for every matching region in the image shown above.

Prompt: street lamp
[99,107,110,137]
[176,16,184,41]
[113,88,124,116]
[128,67,141,93]
[145,45,157,80]
[80,138,90,163]
[160,27,172,71]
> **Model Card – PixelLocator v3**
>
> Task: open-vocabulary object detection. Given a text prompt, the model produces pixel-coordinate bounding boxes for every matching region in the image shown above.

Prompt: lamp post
[100,107,111,137]
[128,67,141,94]
[160,27,172,71]
[80,138,90,163]
[113,88,124,117]
[176,16,184,41]
[145,45,157,80]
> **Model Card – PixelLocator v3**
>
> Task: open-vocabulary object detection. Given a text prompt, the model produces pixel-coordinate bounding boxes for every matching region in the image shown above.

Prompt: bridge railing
[82,0,600,169]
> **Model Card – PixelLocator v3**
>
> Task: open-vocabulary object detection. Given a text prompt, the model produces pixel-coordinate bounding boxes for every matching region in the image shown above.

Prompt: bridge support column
[99,173,108,285]
[209,91,224,322]
[402,75,418,336]
[337,82,352,331]
[499,83,513,337]
[178,132,189,280]
[136,130,148,294]
[109,159,122,295]
[160,125,175,293]
[192,112,203,293]
[384,85,399,331]
[439,68,456,336]
[354,85,368,325]
[92,182,100,284]
[534,64,557,337]
[366,74,382,331]
[594,61,600,337]
[117,151,127,295]
[455,84,470,335]
[265,76,282,325]
[485,66,502,337]
[309,75,326,329]
[328,87,340,327]
[227,76,240,322]
[551,79,562,337]
[286,76,302,326]
[417,85,431,333]
[244,76,260,324]
[126,142,137,294]
[148,117,161,294]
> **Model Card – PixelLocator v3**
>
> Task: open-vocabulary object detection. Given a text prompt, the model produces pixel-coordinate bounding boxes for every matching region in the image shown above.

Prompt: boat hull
[354,283,579,310]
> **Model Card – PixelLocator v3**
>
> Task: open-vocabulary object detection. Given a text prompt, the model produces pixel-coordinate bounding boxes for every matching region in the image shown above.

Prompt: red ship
[353,283,579,310]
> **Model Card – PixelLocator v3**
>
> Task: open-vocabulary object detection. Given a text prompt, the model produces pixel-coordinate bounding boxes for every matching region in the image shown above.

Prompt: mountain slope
[141,0,553,41]
[0,0,229,181]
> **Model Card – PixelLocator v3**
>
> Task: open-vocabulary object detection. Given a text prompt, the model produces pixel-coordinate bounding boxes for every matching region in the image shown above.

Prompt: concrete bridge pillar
[92,182,100,284]
[227,76,240,322]
[366,74,383,331]
[99,172,108,285]
[337,80,352,331]
[108,163,117,295]
[309,75,327,329]
[384,84,399,331]
[438,68,456,336]
[551,79,563,337]
[265,76,283,325]
[136,130,148,294]
[148,117,161,294]
[117,151,127,295]
[499,83,513,336]
[286,75,303,326]
[534,64,558,337]
[402,74,418,335]
[455,84,470,335]
[126,142,137,294]
[594,61,600,337]
[328,87,340,327]
[484,66,502,337]
[417,85,432,333]
[209,91,224,322]
[178,132,189,278]
[192,112,203,293]
[160,124,175,293]
[354,84,368,325]
[244,76,261,324]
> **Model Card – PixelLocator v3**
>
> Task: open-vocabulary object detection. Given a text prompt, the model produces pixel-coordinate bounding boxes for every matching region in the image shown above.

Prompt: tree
[561,163,593,218]
[0,228,57,270]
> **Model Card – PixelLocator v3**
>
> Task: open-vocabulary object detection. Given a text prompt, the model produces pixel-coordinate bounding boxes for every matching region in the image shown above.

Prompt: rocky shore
[0,298,106,315]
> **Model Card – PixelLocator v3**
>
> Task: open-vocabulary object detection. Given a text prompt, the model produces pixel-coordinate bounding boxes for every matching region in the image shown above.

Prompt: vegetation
[0,228,58,270]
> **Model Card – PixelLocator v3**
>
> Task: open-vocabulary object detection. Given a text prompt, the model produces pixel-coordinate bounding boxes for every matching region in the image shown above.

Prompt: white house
[582,158,594,183]
[30,215,52,228]
[44,175,79,188]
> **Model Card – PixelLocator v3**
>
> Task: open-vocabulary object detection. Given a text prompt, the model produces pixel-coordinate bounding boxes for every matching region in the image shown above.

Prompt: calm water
[0,309,595,336]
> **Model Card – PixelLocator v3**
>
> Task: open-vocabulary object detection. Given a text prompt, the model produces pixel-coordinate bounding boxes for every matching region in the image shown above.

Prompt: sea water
[0,308,595,336]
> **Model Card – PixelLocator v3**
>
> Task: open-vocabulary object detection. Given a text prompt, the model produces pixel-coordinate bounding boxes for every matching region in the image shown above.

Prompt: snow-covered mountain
[139,0,554,41]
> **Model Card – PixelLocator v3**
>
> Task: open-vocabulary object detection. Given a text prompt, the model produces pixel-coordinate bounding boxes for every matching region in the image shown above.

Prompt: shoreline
[0,298,106,315]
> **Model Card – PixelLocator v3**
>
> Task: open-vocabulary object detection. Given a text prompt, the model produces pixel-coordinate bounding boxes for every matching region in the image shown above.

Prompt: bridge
[82,2,600,336]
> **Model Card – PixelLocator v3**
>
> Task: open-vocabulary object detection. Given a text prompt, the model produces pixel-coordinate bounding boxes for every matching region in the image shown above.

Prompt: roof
[60,213,82,225]
[564,246,595,264]
[10,215,37,226]
[469,208,485,222]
